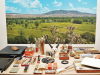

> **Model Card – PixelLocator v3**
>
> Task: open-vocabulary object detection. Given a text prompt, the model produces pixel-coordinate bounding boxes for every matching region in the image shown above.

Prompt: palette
[74,61,100,73]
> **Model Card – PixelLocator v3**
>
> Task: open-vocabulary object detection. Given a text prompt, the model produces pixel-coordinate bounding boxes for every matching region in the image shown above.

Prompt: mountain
[44,10,96,17]
[6,10,96,18]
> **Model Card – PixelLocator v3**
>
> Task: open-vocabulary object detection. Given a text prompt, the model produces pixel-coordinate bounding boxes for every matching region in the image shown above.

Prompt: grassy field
[7,17,96,44]
[7,22,96,38]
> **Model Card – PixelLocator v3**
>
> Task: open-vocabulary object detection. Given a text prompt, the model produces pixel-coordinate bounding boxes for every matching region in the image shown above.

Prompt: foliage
[34,20,40,28]
[73,19,82,24]
[13,36,27,44]
[18,27,25,37]
[29,35,35,43]
[6,17,96,44]
[66,26,87,44]
[81,32,95,43]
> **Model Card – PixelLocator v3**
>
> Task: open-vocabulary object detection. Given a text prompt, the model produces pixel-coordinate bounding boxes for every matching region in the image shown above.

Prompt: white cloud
[26,7,50,14]
[69,3,73,7]
[40,7,50,13]
[6,6,21,13]
[93,7,97,10]
[30,0,42,9]
[82,2,88,4]
[13,0,21,3]
[52,0,62,7]
[69,3,96,14]
[78,0,81,2]
[55,2,62,6]
[13,0,31,7]
[53,0,58,4]
[77,7,93,13]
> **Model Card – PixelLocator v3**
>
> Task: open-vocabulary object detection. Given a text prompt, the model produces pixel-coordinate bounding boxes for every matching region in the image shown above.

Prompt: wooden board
[74,61,100,73]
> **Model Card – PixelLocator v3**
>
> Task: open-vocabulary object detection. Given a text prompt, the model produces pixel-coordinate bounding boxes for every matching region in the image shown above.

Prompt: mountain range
[6,10,96,18]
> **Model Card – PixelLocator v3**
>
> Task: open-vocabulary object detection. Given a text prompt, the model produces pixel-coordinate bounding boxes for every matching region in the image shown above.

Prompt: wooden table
[0,49,100,75]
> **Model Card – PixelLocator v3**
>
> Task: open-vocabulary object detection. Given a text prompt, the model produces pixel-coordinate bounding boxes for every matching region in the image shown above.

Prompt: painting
[6,0,97,44]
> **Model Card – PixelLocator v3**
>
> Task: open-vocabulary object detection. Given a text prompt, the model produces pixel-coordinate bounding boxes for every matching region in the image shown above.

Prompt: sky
[5,0,97,14]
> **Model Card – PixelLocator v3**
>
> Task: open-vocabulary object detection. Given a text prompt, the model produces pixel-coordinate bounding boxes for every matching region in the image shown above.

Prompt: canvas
[5,0,97,44]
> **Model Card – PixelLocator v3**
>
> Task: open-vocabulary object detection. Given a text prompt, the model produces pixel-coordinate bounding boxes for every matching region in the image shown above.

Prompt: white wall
[95,0,100,50]
[0,0,7,50]
[0,0,99,50]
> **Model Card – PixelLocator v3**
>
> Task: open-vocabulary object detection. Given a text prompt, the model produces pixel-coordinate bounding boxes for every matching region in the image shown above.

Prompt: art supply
[24,66,29,72]
[21,58,31,66]
[42,57,55,64]
[61,60,69,64]
[74,61,100,73]
[31,58,36,64]
[13,64,19,67]
[81,54,93,58]
[37,55,40,63]
[45,69,56,74]
[14,57,22,64]
[9,67,20,73]
[48,63,52,69]
[1,57,15,73]
[40,37,45,55]
[34,68,42,74]
[53,63,57,69]
[56,65,75,74]
[81,57,100,68]
[25,48,34,56]
[95,54,100,59]
[39,63,46,70]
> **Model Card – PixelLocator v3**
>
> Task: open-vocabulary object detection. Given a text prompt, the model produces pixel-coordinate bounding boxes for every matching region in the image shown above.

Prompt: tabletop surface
[0,48,100,75]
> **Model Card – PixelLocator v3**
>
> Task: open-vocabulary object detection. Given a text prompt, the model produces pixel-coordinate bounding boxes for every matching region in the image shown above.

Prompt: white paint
[0,0,7,50]
[0,0,99,50]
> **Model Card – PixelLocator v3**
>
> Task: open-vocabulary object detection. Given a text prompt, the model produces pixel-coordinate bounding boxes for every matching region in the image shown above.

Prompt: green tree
[73,19,82,24]
[81,32,95,43]
[29,35,35,43]
[18,27,25,37]
[34,20,40,29]
[25,23,28,28]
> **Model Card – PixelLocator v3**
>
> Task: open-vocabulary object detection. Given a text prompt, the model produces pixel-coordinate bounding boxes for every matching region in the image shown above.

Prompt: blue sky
[5,0,97,14]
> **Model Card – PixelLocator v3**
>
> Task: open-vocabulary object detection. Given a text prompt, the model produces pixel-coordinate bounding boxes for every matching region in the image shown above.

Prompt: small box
[48,63,52,69]
[25,48,34,56]
[34,68,42,74]
[59,53,69,60]
[53,63,57,69]
[21,57,32,66]
[14,57,22,64]
[39,63,46,70]
[45,69,56,74]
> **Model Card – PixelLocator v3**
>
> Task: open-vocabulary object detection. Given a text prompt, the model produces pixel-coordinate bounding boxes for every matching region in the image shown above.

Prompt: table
[0,48,100,75]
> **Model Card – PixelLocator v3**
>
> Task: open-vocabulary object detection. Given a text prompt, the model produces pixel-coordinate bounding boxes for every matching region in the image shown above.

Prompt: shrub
[81,32,95,43]
[73,19,82,24]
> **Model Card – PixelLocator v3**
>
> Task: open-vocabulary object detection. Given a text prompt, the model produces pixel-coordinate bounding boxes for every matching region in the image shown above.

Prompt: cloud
[30,0,42,9]
[93,7,97,10]
[77,7,93,13]
[82,2,88,4]
[13,0,30,7]
[13,0,21,3]
[40,7,50,13]
[69,3,96,14]
[52,0,62,7]
[69,3,73,7]
[26,7,50,14]
[6,6,21,13]
[78,0,81,2]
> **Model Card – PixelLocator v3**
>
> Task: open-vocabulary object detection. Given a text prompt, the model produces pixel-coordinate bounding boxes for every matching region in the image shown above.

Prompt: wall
[0,0,99,50]
[0,0,7,50]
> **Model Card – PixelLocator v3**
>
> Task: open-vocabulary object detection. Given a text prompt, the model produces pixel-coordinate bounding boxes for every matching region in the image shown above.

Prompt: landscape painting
[6,0,97,44]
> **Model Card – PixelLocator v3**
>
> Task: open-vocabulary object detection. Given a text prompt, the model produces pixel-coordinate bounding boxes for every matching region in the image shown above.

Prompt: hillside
[6,10,96,18]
